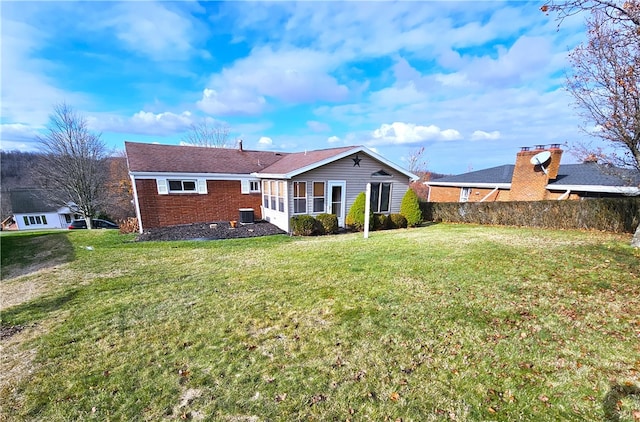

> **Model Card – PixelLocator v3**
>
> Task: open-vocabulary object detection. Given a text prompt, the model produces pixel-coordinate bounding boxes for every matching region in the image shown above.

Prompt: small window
[370,182,392,213]
[278,181,285,212]
[23,216,30,226]
[313,182,325,213]
[460,188,471,202]
[168,180,197,193]
[250,181,260,192]
[270,181,277,210]
[65,215,72,223]
[262,180,270,209]
[293,181,307,214]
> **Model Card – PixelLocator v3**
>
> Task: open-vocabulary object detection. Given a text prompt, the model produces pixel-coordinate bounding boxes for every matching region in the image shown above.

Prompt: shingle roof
[10,189,60,213]
[257,146,359,175]
[125,142,289,174]
[430,165,514,184]
[428,162,640,188]
[550,164,640,187]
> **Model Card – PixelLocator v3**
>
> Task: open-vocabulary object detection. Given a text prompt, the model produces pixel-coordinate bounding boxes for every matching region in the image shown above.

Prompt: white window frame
[312,181,325,213]
[277,181,285,212]
[460,187,471,202]
[168,179,197,193]
[24,215,48,226]
[293,181,307,214]
[262,180,270,209]
[250,181,260,192]
[370,182,392,213]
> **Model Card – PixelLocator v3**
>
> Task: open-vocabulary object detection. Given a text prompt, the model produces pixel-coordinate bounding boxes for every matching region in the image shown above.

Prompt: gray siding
[288,152,411,215]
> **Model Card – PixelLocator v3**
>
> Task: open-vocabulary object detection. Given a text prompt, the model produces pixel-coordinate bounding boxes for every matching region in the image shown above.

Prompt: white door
[327,181,346,227]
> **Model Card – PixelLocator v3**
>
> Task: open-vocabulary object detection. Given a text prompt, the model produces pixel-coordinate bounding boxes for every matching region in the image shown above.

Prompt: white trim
[254,146,419,181]
[130,171,252,180]
[427,181,512,189]
[479,187,500,202]
[130,174,144,233]
[547,184,640,195]
[327,180,346,227]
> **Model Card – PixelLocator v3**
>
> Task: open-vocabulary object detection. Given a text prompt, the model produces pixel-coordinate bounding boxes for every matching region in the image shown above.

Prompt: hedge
[420,197,640,233]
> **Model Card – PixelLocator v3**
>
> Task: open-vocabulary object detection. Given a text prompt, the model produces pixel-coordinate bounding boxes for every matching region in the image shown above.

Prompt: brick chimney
[510,145,563,201]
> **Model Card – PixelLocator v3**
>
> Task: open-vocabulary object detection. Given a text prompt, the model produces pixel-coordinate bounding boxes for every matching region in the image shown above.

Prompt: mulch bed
[136,220,287,242]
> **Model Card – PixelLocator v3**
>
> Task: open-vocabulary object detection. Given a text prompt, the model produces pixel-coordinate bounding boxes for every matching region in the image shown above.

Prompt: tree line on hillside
[1,150,135,224]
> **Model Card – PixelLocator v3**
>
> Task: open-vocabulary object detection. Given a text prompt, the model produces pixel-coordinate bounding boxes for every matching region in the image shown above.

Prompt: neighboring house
[9,189,80,230]
[427,145,640,202]
[125,141,418,233]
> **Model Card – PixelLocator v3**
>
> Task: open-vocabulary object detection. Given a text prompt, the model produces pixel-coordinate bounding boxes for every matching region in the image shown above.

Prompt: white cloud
[0,124,42,151]
[88,110,193,136]
[327,135,341,144]
[471,130,501,141]
[369,122,462,146]
[198,46,348,116]
[100,2,201,61]
[307,120,331,132]
[198,88,267,116]
[258,136,273,146]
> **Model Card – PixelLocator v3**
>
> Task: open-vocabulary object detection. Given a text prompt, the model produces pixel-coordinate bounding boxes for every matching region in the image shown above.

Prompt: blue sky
[1,1,589,174]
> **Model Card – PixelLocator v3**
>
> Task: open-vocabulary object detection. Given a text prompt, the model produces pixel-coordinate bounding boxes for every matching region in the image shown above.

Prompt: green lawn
[1,225,639,421]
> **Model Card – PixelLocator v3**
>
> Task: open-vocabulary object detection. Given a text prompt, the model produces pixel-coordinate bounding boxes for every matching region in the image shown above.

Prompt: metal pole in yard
[364,182,371,239]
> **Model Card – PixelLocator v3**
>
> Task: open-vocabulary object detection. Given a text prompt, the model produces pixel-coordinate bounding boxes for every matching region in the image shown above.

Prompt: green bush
[389,213,408,229]
[316,214,339,234]
[420,197,640,233]
[290,215,322,236]
[373,213,391,230]
[345,192,373,231]
[400,188,422,227]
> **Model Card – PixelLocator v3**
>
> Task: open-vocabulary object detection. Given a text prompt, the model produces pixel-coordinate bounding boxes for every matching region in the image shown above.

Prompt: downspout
[479,187,499,202]
[130,174,144,234]
[426,182,431,202]
[557,189,571,200]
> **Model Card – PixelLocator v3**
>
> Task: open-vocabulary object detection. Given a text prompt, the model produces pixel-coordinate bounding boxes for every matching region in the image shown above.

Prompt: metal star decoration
[352,154,361,167]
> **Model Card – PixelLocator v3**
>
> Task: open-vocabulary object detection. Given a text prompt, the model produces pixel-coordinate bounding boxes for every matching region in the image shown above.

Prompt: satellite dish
[530,150,551,174]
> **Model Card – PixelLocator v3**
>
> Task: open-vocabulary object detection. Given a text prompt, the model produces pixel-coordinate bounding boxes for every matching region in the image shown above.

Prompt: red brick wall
[135,179,263,229]
[510,148,563,201]
[429,186,509,202]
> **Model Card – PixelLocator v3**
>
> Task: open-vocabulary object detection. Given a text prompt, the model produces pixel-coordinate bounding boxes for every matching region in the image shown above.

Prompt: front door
[327,181,346,227]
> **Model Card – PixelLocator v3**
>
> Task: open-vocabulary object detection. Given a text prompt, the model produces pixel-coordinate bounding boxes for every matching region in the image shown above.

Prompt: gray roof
[549,164,640,187]
[10,189,61,213]
[429,163,640,189]
[430,165,514,184]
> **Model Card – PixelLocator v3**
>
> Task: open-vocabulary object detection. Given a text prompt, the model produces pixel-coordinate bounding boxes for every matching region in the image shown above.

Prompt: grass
[1,225,639,421]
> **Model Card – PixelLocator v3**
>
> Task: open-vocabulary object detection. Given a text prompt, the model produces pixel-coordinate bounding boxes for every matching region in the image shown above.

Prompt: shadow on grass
[0,288,79,328]
[1,231,75,280]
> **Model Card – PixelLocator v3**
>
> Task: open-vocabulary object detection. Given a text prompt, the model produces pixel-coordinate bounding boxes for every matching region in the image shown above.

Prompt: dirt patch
[136,221,286,242]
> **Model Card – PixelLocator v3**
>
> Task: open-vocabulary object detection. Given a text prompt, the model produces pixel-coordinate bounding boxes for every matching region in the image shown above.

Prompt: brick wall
[510,147,563,201]
[135,179,263,229]
[429,186,509,202]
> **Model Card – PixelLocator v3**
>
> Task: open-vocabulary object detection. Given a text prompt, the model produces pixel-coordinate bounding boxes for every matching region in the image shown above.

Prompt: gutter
[130,174,144,234]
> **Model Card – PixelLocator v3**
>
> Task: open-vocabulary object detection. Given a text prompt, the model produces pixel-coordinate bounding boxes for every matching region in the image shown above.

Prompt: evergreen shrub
[290,215,321,236]
[316,213,339,234]
[389,213,408,229]
[400,188,422,227]
[345,192,373,231]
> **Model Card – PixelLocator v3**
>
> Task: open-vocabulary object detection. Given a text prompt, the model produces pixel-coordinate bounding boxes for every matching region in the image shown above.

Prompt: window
[250,181,260,192]
[65,215,72,223]
[460,188,471,202]
[168,179,197,193]
[313,182,325,213]
[278,181,285,212]
[262,180,270,209]
[24,215,47,226]
[270,181,277,210]
[293,182,307,214]
[370,182,391,213]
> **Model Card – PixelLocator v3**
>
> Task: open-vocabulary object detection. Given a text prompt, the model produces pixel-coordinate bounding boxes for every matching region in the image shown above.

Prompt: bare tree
[544,0,640,246]
[181,120,231,148]
[407,146,428,175]
[34,103,109,229]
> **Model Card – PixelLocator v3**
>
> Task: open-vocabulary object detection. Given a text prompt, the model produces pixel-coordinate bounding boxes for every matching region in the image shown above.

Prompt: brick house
[125,141,417,233]
[426,145,640,202]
